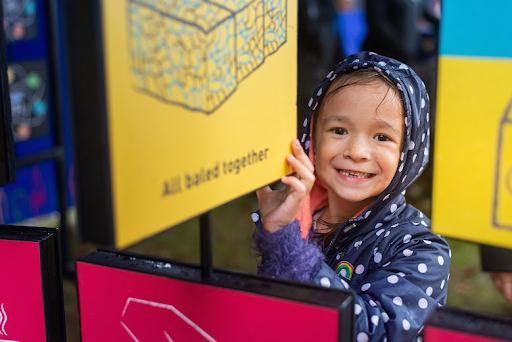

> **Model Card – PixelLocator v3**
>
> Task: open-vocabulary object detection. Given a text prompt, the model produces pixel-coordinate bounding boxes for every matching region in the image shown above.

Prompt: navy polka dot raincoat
[252,52,451,342]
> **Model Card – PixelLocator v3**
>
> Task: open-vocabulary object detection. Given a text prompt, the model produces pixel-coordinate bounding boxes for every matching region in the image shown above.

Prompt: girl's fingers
[286,153,315,188]
[291,139,314,173]
[281,175,307,196]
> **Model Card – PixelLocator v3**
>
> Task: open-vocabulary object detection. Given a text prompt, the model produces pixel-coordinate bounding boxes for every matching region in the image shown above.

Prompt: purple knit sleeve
[252,218,325,282]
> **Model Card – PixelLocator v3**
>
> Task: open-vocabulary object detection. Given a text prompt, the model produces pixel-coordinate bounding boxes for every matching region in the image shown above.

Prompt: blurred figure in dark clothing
[297,0,341,116]
[362,0,439,66]
[299,0,341,73]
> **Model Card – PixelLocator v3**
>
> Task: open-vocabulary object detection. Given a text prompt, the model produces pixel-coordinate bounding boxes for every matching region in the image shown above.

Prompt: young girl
[252,51,450,342]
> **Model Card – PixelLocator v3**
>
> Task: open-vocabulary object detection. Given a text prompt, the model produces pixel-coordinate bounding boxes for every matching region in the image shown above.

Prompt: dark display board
[424,306,512,341]
[0,0,75,224]
[0,224,66,341]
[5,0,55,156]
[0,0,15,186]
[78,250,354,342]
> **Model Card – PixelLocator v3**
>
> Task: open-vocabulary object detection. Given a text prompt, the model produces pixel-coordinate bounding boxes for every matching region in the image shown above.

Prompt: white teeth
[338,170,372,178]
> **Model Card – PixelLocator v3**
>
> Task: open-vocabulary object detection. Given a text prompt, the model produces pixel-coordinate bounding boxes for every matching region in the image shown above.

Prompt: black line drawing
[493,95,512,230]
[127,0,287,114]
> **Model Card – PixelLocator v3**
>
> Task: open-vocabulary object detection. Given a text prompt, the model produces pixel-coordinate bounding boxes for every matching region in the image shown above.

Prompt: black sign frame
[425,305,512,341]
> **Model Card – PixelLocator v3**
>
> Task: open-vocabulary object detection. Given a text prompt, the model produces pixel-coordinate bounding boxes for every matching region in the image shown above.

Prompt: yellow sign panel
[432,57,512,248]
[100,0,297,248]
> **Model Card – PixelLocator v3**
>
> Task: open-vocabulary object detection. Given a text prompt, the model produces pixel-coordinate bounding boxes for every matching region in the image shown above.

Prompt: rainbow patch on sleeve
[335,261,354,280]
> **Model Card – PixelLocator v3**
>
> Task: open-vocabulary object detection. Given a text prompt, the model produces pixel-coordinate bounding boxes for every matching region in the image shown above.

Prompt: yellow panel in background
[432,56,512,248]
[100,0,297,248]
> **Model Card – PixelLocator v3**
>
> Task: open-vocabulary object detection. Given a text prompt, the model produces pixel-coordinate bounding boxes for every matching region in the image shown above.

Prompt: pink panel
[78,262,339,342]
[0,239,46,341]
[424,326,508,342]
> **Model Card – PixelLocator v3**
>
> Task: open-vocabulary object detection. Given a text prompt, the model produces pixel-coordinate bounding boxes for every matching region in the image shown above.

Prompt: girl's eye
[333,128,347,135]
[375,134,391,141]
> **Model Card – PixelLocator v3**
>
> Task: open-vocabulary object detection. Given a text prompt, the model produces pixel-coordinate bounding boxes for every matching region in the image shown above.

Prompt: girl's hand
[256,139,315,233]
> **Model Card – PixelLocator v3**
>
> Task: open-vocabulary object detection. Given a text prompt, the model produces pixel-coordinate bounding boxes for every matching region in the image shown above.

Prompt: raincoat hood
[296,51,430,239]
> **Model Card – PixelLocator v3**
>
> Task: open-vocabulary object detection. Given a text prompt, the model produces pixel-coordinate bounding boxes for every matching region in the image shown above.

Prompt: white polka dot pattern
[382,312,390,323]
[403,249,413,257]
[320,277,330,288]
[438,256,444,265]
[357,333,369,342]
[355,304,362,315]
[418,298,428,309]
[251,213,259,222]
[388,275,399,284]
[373,253,382,264]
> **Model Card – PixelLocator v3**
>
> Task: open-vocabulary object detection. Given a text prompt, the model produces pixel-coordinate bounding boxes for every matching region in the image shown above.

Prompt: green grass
[19,193,512,342]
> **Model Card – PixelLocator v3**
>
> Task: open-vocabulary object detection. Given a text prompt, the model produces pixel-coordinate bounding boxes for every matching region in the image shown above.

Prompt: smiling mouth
[338,169,374,179]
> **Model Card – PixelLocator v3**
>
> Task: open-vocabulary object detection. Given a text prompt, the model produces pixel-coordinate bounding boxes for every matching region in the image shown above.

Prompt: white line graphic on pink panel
[0,303,19,342]
[120,297,218,342]
[0,303,7,335]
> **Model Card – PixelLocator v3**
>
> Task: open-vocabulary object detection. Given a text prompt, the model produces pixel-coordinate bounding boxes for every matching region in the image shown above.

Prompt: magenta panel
[0,239,46,341]
[78,261,340,342]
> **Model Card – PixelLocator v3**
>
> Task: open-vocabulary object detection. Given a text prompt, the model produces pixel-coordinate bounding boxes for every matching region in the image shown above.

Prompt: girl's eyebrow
[322,115,349,125]
[375,119,402,136]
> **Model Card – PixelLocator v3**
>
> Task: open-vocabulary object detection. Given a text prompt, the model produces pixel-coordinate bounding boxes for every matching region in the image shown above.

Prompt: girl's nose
[343,136,371,161]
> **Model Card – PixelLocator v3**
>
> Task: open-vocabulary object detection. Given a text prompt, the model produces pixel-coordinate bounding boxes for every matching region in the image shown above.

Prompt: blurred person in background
[362,0,439,66]
[334,0,367,57]
[298,0,341,75]
[362,0,440,118]
[297,0,342,118]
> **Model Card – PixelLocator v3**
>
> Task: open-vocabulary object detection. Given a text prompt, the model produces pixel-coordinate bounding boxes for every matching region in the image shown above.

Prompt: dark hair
[310,68,403,250]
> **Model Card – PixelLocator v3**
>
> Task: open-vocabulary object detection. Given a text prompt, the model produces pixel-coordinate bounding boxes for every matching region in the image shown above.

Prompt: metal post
[199,212,213,280]
[48,0,73,276]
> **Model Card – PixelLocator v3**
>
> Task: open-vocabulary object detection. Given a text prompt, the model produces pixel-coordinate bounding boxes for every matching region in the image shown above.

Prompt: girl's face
[314,82,404,215]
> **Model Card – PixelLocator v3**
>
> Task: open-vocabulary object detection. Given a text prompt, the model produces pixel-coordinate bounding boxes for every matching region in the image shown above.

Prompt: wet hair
[312,68,404,154]
[310,68,404,250]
